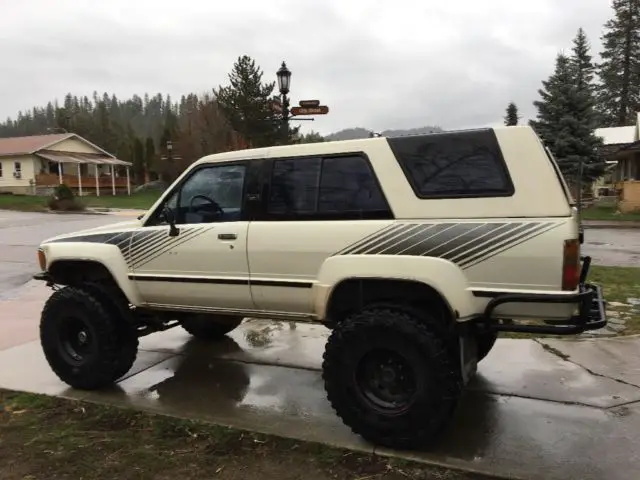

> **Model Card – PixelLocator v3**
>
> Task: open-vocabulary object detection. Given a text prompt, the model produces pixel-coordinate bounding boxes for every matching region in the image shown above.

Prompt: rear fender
[313,255,476,320]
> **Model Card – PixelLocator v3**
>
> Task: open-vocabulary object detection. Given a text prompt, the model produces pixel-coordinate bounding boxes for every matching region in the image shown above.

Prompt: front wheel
[39,286,138,390]
[322,306,462,450]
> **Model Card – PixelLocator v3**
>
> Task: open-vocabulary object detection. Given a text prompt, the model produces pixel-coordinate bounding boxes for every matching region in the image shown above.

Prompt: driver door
[130,161,254,311]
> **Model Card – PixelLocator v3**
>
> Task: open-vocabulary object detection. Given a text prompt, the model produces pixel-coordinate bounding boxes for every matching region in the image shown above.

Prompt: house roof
[0,132,132,166]
[594,125,637,145]
[37,150,131,166]
[0,133,74,156]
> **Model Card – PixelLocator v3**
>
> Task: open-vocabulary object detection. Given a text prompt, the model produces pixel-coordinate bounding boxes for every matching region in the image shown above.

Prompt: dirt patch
[0,389,493,480]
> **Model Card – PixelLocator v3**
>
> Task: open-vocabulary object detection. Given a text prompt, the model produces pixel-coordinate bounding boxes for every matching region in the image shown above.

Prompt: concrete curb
[582,222,640,229]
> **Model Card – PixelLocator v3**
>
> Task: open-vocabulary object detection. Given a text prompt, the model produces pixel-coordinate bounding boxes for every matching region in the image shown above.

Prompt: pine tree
[531,54,604,184]
[504,102,519,126]
[596,0,640,126]
[571,28,595,93]
[214,55,295,147]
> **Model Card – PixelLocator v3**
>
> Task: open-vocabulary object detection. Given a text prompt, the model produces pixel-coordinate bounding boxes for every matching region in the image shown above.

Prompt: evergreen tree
[531,54,604,184]
[571,28,595,93]
[596,0,640,126]
[214,55,295,147]
[504,102,519,126]
[296,131,325,143]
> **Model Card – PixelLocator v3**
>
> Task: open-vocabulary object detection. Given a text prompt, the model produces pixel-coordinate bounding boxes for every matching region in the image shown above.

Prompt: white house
[0,133,132,196]
[595,113,640,212]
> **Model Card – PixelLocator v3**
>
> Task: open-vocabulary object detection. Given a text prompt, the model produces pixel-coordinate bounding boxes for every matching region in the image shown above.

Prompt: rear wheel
[322,306,461,450]
[39,286,138,390]
[181,314,243,340]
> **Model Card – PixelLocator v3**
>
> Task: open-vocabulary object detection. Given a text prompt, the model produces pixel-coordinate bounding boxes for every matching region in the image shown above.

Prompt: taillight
[562,239,580,291]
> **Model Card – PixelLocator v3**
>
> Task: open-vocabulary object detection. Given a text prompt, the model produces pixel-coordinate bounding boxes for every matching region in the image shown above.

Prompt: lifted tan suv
[34,126,606,449]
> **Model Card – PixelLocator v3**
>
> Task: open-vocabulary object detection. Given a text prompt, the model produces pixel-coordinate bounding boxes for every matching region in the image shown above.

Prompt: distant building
[0,133,132,196]
[595,114,640,212]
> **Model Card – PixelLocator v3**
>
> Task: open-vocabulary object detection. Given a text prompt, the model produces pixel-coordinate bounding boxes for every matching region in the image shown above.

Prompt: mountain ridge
[324,126,444,141]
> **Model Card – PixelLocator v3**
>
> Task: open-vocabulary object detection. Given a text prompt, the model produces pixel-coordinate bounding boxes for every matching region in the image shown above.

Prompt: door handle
[218,233,237,240]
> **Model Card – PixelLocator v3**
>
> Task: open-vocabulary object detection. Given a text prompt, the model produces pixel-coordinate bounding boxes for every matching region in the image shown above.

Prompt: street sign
[291,105,329,116]
[299,99,320,108]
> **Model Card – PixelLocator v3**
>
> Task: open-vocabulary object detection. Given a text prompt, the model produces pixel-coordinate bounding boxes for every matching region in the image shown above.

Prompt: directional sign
[291,105,329,116]
[299,99,320,108]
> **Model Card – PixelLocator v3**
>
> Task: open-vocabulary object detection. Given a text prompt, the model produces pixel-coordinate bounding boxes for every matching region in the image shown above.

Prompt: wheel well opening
[49,260,115,286]
[326,278,454,325]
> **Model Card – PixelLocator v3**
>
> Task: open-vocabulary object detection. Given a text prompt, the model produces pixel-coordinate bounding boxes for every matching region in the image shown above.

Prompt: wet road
[0,210,119,295]
[1,301,639,480]
[582,228,640,267]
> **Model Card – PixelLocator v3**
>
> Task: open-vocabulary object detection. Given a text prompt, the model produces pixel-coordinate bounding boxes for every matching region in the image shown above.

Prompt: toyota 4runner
[34,126,607,450]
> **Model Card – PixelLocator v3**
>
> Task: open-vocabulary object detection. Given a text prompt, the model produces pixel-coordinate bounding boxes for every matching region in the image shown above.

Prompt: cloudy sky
[1,0,612,135]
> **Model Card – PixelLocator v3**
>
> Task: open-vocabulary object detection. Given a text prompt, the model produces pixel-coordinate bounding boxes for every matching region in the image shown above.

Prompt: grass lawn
[591,265,640,335]
[502,265,640,339]
[0,390,488,480]
[81,191,161,210]
[581,206,640,222]
[0,191,161,212]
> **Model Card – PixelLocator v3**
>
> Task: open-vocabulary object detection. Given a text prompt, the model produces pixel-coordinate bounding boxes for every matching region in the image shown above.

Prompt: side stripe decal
[334,221,562,269]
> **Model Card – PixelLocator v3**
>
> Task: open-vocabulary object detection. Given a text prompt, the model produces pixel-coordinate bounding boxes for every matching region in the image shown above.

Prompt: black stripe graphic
[362,223,439,255]
[425,223,502,258]
[377,224,441,255]
[398,223,462,257]
[461,222,558,269]
[126,230,176,264]
[332,221,559,269]
[337,224,406,256]
[130,227,214,269]
[450,223,532,265]
[128,274,313,288]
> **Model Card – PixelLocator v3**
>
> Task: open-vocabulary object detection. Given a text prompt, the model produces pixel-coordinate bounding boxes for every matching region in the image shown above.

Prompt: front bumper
[481,255,607,335]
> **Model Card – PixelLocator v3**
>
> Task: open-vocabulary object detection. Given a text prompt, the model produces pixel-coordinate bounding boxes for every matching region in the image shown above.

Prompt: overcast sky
[0,0,612,135]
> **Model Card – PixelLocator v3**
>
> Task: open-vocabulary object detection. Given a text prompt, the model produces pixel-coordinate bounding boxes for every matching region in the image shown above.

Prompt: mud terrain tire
[181,314,243,340]
[322,306,462,449]
[40,286,138,390]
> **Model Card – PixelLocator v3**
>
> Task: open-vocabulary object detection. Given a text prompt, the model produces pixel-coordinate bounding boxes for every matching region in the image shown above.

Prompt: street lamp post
[276,61,292,143]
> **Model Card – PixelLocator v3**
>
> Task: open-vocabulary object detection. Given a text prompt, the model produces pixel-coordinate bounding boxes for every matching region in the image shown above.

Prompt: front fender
[40,242,141,305]
[312,255,477,320]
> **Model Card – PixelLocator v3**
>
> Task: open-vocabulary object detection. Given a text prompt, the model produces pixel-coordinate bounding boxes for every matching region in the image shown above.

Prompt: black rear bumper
[479,255,607,335]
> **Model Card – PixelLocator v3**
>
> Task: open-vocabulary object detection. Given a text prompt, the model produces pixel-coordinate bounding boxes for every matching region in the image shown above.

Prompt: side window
[387,129,514,198]
[267,154,392,219]
[0,162,3,177]
[268,157,321,214]
[157,164,246,225]
[14,162,21,176]
[318,156,388,213]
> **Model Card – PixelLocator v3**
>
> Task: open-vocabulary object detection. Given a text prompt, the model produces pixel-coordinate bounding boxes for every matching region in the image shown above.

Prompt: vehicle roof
[192,125,533,166]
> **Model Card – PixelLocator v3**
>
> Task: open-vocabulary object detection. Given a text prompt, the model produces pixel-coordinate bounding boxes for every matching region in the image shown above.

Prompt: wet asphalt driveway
[0,210,117,295]
[1,211,640,479]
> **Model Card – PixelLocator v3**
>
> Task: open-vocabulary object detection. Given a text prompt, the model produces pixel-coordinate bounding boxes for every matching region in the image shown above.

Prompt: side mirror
[162,206,180,237]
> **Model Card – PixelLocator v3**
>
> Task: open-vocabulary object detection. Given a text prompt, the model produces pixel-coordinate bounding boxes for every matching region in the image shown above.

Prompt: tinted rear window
[387,129,514,199]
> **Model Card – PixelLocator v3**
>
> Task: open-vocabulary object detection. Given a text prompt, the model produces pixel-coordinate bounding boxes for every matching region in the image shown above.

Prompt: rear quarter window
[387,129,515,199]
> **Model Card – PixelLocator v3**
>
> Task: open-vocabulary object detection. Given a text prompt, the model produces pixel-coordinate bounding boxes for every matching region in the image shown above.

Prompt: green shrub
[47,184,84,211]
[53,183,74,201]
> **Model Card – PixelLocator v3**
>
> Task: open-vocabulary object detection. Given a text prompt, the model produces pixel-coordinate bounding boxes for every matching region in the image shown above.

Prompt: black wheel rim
[355,348,418,415]
[57,316,95,366]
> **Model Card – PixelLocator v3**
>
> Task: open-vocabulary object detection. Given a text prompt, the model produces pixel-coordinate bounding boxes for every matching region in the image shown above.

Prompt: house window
[14,162,21,178]
[0,163,3,177]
